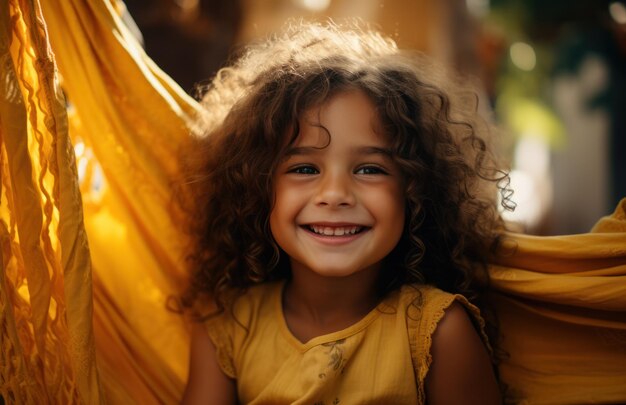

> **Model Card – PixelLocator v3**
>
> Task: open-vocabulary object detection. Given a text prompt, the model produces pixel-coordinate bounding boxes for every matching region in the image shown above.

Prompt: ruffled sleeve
[204,312,236,378]
[406,286,490,401]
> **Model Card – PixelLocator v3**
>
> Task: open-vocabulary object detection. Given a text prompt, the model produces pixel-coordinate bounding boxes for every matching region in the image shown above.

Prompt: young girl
[180,21,508,405]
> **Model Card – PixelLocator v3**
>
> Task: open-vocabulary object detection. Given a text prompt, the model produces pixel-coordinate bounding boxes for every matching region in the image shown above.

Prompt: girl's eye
[355,166,388,175]
[289,165,319,175]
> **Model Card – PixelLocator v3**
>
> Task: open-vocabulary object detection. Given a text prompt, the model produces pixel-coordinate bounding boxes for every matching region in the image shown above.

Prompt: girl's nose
[314,173,356,207]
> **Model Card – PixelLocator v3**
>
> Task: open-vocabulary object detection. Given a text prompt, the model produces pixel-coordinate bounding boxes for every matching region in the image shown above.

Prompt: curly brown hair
[179,21,512,320]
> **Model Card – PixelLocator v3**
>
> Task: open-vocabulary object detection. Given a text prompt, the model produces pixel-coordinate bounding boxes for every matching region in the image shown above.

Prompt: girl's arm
[182,322,237,405]
[425,302,501,405]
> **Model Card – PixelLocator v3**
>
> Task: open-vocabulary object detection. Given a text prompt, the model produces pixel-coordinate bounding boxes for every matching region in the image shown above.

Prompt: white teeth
[308,225,363,236]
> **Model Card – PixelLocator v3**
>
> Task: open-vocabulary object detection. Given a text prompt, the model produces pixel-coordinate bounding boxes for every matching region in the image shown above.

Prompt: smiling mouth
[303,224,369,236]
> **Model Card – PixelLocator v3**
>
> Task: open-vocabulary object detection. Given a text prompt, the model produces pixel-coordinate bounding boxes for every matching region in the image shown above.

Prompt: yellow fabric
[205,281,485,404]
[35,0,204,403]
[0,0,624,403]
[490,200,626,404]
[0,0,102,403]
[2,0,201,403]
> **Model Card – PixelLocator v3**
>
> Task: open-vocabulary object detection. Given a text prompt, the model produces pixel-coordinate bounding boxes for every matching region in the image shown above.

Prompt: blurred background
[121,0,626,235]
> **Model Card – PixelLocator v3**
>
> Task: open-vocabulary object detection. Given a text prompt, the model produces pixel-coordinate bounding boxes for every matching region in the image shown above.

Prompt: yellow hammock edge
[1,0,102,404]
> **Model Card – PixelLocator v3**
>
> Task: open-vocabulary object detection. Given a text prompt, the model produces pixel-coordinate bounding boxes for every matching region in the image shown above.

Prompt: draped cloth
[0,0,624,404]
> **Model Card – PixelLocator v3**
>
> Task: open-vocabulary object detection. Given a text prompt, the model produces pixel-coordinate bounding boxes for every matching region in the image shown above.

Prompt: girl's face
[270,89,405,280]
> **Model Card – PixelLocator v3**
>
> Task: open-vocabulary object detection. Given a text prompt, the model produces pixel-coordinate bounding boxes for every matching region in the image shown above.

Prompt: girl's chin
[290,261,383,280]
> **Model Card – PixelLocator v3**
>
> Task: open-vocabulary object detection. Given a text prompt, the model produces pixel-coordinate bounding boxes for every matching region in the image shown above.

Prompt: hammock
[1,0,624,404]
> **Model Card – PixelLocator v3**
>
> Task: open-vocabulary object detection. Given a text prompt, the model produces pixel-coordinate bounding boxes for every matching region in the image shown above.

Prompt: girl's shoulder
[204,280,283,328]
[394,283,462,309]
[396,284,491,396]
[394,283,489,353]
[396,283,481,318]
[200,281,284,378]
[233,280,283,310]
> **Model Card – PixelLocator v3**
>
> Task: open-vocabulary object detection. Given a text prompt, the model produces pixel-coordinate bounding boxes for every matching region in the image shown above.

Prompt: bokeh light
[298,0,331,12]
[609,2,626,24]
[509,41,536,71]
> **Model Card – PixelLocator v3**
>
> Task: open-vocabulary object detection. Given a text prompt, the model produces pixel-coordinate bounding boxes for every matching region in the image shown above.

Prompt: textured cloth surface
[205,282,485,405]
[490,200,626,404]
[0,0,624,404]
[0,1,102,403]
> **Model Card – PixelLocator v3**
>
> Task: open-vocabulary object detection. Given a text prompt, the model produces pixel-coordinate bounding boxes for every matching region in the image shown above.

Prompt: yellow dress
[206,282,486,405]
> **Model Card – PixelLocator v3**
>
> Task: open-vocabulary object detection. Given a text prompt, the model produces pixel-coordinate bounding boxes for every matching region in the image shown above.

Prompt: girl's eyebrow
[284,146,322,156]
[356,146,394,157]
[284,145,393,157]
